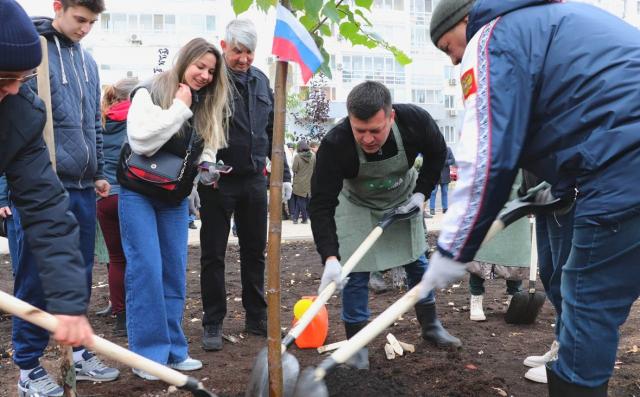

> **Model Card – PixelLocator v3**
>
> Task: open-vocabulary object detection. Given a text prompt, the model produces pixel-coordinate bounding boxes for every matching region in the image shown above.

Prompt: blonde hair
[101,77,138,126]
[149,37,231,151]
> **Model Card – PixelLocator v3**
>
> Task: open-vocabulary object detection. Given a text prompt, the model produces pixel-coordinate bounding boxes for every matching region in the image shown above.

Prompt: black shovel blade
[504,290,546,324]
[292,367,329,397]
[180,377,219,397]
[245,347,300,397]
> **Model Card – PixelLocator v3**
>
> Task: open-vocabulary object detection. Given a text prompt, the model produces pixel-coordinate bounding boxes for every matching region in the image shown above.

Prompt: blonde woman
[117,38,230,379]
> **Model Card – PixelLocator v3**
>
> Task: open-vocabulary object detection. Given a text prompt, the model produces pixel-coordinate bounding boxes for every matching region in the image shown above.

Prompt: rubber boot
[114,311,127,337]
[546,364,608,397]
[415,302,462,348]
[344,321,369,370]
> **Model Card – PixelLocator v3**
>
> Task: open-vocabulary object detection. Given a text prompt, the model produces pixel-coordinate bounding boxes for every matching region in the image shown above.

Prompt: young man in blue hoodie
[1,0,119,394]
[421,1,640,396]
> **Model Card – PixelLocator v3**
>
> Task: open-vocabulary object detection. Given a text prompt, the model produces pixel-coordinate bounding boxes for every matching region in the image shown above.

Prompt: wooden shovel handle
[0,290,190,388]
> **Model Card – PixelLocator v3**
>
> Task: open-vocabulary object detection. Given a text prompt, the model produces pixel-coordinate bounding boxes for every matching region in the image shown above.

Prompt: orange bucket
[292,296,328,349]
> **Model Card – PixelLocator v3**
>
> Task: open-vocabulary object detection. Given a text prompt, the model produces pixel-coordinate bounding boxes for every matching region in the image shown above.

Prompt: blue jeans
[429,183,449,211]
[119,187,189,364]
[536,208,574,338]
[552,211,640,387]
[8,188,95,369]
[342,254,434,323]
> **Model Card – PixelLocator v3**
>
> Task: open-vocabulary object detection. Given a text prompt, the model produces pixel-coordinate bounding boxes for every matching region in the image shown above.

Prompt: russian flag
[272,4,323,84]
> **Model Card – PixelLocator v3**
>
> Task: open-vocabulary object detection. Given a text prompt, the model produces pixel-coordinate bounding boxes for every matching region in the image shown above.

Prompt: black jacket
[0,86,88,315]
[216,67,291,181]
[309,104,446,262]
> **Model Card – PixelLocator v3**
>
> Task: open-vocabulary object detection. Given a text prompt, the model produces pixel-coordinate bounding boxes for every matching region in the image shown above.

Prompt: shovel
[504,218,546,324]
[245,206,421,397]
[291,188,569,397]
[0,290,217,397]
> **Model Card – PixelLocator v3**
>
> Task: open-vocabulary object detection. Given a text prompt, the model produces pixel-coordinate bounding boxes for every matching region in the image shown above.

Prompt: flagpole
[267,1,290,396]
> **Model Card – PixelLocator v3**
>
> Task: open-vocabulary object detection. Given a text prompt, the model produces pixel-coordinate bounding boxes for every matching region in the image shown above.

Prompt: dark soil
[1,237,639,397]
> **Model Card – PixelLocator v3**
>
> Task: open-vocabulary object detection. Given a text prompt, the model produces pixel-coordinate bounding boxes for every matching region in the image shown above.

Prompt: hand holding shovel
[0,290,217,397]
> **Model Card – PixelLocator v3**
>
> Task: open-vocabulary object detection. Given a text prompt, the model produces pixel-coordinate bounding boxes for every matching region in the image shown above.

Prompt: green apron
[335,122,426,272]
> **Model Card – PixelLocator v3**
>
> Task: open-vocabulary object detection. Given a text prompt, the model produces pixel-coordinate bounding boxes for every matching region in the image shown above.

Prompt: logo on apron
[364,177,404,191]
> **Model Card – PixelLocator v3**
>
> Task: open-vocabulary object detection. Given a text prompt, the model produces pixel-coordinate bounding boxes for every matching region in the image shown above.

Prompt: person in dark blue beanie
[0,1,102,396]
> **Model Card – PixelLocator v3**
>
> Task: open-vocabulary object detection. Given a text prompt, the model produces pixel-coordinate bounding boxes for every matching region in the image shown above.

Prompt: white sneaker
[523,340,559,368]
[132,368,160,381]
[524,364,548,383]
[168,356,203,371]
[469,295,486,321]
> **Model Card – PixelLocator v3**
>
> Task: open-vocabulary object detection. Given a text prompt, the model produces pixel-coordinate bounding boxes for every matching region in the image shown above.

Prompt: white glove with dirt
[318,258,344,294]
[418,252,468,299]
[397,192,425,214]
[188,186,200,216]
[282,182,293,201]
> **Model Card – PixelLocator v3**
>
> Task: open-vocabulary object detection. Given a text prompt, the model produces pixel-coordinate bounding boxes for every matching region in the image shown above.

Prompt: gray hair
[225,19,257,52]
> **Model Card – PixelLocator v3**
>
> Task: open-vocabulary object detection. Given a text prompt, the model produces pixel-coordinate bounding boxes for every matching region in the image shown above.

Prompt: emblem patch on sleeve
[461,68,478,100]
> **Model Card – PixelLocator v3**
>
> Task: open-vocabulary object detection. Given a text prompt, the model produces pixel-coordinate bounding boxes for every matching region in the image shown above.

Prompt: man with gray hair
[198,19,292,351]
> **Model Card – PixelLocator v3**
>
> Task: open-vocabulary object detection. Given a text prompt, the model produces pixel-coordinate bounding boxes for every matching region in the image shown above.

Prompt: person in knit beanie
[424,0,640,396]
[1,1,107,396]
[0,0,42,102]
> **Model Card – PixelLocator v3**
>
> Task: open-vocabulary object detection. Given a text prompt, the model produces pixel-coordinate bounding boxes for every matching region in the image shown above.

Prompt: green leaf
[290,0,305,11]
[319,62,332,79]
[299,14,318,31]
[339,21,359,37]
[390,47,412,65]
[319,24,332,36]
[321,2,341,24]
[354,9,372,26]
[355,0,374,10]
[232,0,253,15]
[255,0,275,12]
[304,0,323,18]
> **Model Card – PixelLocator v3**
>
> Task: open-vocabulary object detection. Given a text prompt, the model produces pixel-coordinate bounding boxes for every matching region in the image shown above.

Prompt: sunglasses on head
[0,71,38,87]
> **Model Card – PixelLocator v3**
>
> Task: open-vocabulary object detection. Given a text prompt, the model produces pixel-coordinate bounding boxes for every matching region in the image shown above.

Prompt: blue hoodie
[438,0,640,262]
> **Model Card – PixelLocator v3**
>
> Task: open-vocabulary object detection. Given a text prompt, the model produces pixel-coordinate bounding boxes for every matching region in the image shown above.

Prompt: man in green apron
[309,81,462,369]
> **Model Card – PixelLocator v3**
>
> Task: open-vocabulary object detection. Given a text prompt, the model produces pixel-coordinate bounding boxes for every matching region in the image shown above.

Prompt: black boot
[202,323,223,351]
[415,302,462,348]
[245,317,268,337]
[344,321,369,369]
[546,364,608,397]
[114,311,127,337]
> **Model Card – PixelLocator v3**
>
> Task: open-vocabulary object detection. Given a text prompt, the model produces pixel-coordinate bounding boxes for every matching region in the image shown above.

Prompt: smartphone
[199,162,233,174]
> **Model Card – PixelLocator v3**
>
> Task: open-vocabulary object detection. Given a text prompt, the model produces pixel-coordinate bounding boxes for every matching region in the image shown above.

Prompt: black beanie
[0,0,42,71]
[430,0,474,47]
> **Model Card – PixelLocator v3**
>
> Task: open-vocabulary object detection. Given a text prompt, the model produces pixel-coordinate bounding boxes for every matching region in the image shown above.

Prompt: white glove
[318,258,344,294]
[418,252,468,299]
[199,168,221,186]
[397,192,425,213]
[188,187,200,216]
[282,182,293,201]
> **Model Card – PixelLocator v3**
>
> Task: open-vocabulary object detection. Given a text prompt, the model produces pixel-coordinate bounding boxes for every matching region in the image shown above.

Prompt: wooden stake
[398,341,415,353]
[386,333,403,356]
[384,343,396,360]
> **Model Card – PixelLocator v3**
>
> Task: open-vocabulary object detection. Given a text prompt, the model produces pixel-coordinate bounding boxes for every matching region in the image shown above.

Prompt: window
[637,0,640,14]
[412,89,441,104]
[411,26,429,48]
[153,14,164,31]
[373,0,404,11]
[140,14,152,31]
[112,13,126,33]
[100,13,110,30]
[444,65,454,80]
[444,95,455,109]
[165,14,176,33]
[206,15,215,31]
[442,125,456,144]
[410,0,433,14]
[342,55,405,85]
[128,14,138,30]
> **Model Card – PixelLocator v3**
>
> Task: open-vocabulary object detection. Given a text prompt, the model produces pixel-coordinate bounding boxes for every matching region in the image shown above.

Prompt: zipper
[69,47,89,188]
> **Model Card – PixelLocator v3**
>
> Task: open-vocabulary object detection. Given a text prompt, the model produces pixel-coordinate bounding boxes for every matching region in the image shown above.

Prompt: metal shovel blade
[292,367,329,397]
[180,377,219,397]
[504,290,546,324]
[245,347,300,397]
